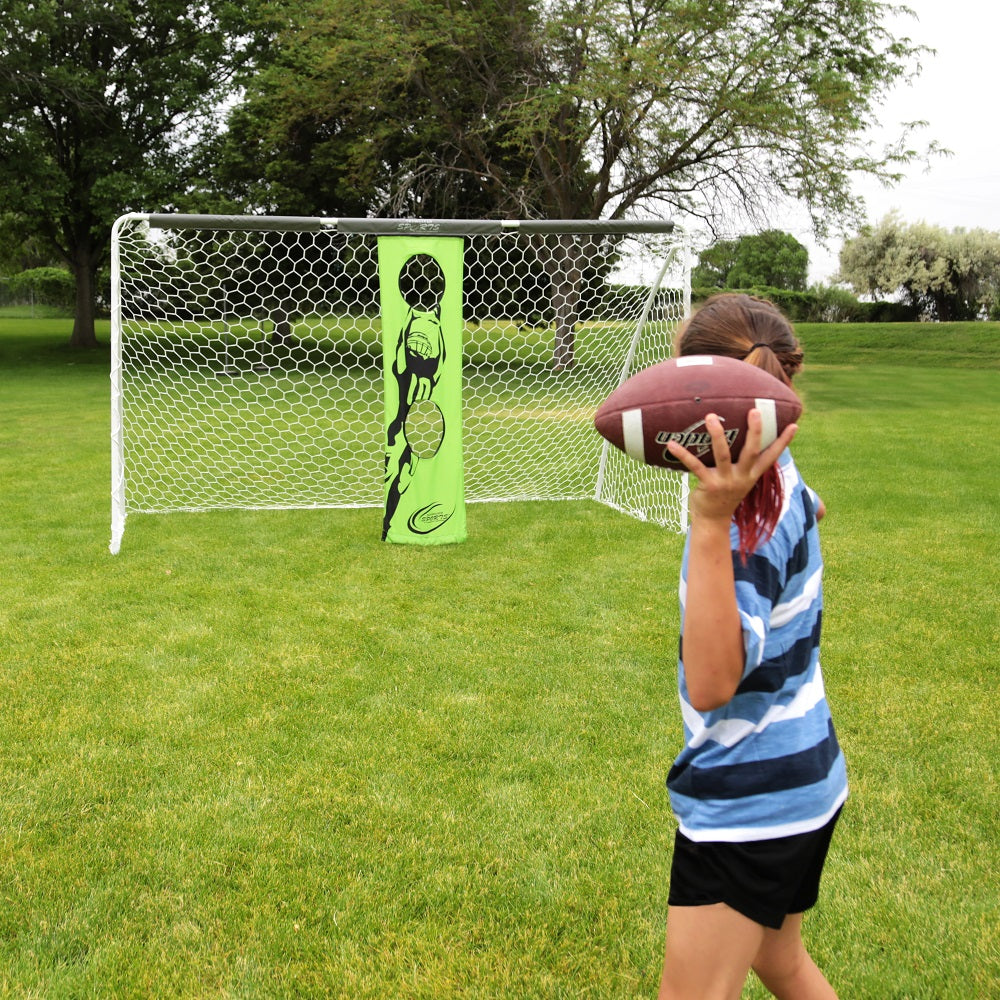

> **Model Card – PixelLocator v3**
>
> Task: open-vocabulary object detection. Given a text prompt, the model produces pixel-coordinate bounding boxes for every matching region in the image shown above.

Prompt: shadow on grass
[0,318,112,372]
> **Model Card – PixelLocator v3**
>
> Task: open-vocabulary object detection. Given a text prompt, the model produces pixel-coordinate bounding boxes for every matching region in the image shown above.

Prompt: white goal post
[110,214,690,553]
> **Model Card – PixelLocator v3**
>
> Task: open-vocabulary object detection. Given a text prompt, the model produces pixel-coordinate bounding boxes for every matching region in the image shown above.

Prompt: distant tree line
[692,219,1000,322]
[0,267,75,310]
[0,1,939,345]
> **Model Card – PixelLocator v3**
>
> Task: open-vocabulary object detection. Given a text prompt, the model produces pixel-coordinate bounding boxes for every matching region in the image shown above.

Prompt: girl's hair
[676,293,804,561]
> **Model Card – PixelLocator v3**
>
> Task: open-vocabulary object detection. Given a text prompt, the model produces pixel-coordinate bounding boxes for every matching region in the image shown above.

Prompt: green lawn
[1,318,997,998]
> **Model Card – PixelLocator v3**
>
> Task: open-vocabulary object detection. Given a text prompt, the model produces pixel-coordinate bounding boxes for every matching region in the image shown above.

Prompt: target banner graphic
[378,237,466,545]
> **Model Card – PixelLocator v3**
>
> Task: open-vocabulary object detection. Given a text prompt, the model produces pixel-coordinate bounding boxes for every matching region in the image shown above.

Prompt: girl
[658,294,847,1000]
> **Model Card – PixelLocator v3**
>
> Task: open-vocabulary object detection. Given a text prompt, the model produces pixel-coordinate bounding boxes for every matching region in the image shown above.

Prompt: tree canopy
[204,0,934,365]
[0,0,270,345]
[692,231,810,291]
[213,0,931,233]
[837,213,1000,320]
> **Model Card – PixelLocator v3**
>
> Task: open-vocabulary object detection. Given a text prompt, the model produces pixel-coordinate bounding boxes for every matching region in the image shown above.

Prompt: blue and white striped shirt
[667,451,848,842]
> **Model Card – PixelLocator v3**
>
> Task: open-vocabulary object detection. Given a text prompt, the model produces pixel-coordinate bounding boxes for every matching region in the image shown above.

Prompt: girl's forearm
[682,516,744,711]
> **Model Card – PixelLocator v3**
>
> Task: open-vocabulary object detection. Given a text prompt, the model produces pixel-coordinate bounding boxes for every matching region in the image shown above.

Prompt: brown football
[593,355,802,471]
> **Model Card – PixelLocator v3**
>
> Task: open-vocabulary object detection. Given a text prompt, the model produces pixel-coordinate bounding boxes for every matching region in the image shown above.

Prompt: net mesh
[111,216,688,546]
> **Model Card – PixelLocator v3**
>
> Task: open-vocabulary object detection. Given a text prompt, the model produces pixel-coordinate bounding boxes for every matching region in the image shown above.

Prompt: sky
[730,0,1000,284]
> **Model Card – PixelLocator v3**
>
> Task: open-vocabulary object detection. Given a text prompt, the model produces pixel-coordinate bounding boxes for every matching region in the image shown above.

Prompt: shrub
[5,267,75,308]
[691,284,920,323]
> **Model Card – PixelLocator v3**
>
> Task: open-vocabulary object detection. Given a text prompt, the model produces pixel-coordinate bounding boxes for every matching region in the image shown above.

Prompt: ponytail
[734,466,783,564]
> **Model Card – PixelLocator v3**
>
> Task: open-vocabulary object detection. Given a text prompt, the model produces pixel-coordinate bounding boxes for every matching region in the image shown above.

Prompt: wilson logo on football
[656,420,739,460]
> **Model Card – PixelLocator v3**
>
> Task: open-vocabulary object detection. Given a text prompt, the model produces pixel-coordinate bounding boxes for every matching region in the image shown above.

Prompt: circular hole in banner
[404,399,446,459]
[398,253,445,311]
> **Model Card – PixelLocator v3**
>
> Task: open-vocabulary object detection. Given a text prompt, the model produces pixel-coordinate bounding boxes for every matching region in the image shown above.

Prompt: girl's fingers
[664,438,707,475]
[706,413,733,467]
[740,408,797,475]
[739,408,765,470]
[666,409,797,482]
[752,422,798,477]
[664,412,727,477]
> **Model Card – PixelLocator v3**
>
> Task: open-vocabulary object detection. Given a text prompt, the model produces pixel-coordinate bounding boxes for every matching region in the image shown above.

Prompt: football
[593,355,802,471]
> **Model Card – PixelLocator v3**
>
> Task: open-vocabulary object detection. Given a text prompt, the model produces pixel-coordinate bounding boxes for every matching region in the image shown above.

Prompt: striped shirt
[667,450,848,842]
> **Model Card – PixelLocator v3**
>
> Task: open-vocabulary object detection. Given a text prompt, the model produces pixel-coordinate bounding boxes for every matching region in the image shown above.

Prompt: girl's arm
[681,512,744,711]
[667,410,797,711]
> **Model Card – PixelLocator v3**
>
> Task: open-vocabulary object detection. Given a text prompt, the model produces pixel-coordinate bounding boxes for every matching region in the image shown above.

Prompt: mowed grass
[0,318,997,998]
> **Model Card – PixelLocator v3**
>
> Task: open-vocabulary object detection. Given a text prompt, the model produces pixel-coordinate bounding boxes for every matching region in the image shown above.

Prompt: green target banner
[378,237,466,545]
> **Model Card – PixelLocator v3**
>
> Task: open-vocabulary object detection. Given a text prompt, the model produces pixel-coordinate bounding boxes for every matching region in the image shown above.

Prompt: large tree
[217,0,931,230]
[0,0,269,347]
[838,213,1000,320]
[0,213,62,274]
[214,0,931,363]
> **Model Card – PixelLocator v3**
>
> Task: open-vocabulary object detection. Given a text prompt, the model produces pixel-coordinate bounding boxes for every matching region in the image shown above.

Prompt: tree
[727,231,809,291]
[691,239,741,289]
[220,0,930,228]
[0,214,63,274]
[838,213,1000,320]
[0,0,270,347]
[214,0,931,363]
[694,231,809,290]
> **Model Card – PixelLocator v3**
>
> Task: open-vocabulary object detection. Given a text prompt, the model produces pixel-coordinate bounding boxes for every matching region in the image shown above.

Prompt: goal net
[110,214,690,553]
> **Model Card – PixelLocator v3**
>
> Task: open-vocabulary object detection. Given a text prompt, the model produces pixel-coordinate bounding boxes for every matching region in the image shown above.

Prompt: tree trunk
[551,275,580,370]
[536,234,587,370]
[932,290,952,322]
[270,310,294,344]
[69,253,99,348]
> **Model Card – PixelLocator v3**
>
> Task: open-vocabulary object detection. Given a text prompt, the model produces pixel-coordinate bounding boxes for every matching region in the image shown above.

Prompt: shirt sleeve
[732,527,786,681]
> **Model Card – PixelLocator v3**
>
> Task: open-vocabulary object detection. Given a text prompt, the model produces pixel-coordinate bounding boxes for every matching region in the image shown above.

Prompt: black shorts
[668,808,842,930]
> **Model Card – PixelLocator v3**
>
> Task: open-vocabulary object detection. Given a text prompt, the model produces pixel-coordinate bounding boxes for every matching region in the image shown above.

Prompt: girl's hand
[665,408,798,524]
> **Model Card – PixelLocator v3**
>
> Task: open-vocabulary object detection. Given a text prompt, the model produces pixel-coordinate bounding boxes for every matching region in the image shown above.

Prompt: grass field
[1,318,997,998]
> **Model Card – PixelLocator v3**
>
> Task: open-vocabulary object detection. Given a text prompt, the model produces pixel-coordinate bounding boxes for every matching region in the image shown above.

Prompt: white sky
[695,0,1000,284]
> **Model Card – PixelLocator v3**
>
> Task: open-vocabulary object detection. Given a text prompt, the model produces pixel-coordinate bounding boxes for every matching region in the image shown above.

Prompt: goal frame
[110,214,690,554]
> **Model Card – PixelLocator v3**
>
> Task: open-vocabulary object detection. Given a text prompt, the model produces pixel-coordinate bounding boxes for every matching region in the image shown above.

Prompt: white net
[110,215,689,552]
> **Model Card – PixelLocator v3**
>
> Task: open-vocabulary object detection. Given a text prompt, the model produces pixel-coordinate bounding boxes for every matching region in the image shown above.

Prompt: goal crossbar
[139,214,677,237]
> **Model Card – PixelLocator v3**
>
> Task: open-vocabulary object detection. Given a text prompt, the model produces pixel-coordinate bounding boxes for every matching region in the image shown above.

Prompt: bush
[691,284,920,323]
[3,267,75,309]
[692,285,820,321]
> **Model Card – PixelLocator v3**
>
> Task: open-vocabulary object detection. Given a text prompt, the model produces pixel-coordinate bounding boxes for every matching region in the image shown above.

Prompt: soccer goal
[110,214,690,553]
